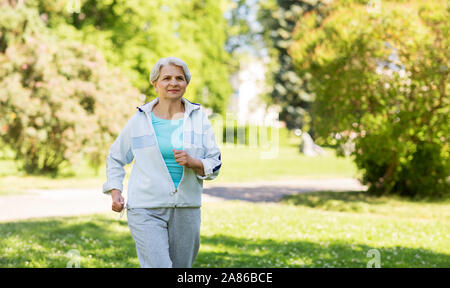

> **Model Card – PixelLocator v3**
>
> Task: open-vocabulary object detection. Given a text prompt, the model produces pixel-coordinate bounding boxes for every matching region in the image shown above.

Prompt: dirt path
[0,178,366,222]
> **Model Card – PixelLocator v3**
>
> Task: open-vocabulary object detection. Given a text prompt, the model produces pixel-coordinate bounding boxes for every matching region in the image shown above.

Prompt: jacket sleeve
[102,115,135,194]
[196,111,221,181]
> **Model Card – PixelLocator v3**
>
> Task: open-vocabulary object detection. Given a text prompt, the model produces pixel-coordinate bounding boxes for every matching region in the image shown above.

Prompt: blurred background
[0,0,448,268]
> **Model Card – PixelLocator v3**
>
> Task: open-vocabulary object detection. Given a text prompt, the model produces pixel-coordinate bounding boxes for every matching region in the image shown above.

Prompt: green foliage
[0,0,237,175]
[289,0,449,198]
[0,4,140,174]
[258,0,329,134]
[28,0,233,115]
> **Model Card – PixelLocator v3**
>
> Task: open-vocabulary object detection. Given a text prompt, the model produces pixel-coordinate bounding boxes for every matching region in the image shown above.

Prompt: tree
[289,0,449,198]
[27,0,233,115]
[0,3,140,174]
[258,0,329,136]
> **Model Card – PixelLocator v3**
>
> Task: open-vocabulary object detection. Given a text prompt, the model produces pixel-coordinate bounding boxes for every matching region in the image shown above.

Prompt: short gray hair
[149,57,191,84]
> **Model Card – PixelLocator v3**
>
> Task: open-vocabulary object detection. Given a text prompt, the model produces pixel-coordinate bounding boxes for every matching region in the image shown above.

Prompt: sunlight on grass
[198,201,450,268]
[1,198,448,268]
[281,191,450,221]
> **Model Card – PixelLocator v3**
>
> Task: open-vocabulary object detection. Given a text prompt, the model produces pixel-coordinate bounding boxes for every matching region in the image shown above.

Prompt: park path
[0,178,366,222]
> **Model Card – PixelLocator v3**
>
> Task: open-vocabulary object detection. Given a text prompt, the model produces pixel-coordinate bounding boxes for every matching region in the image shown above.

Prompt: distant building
[228,56,280,127]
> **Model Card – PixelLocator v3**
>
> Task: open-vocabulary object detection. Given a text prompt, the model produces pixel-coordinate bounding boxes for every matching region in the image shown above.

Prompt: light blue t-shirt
[151,112,184,188]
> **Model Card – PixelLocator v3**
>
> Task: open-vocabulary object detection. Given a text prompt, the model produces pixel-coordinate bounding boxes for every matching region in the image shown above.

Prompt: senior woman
[102,57,221,268]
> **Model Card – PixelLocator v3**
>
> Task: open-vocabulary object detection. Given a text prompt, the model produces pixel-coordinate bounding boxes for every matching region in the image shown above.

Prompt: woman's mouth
[168,90,179,93]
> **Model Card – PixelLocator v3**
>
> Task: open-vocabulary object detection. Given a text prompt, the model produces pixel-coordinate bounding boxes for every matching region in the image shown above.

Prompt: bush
[289,0,449,198]
[0,4,140,174]
[395,142,449,199]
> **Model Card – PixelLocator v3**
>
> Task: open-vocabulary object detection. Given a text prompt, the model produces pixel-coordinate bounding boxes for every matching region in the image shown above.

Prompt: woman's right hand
[111,189,125,212]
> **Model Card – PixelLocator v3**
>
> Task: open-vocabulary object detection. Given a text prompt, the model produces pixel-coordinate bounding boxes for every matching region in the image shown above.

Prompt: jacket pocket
[188,130,205,158]
[131,134,156,149]
[193,145,205,158]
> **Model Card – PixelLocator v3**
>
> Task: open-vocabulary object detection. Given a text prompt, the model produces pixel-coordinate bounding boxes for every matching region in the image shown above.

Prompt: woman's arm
[189,158,205,176]
[103,115,135,195]
[195,111,221,180]
[173,111,221,180]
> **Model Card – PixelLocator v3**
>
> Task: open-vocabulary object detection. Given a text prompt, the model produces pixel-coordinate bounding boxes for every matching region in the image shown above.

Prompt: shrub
[289,0,449,198]
[0,4,140,174]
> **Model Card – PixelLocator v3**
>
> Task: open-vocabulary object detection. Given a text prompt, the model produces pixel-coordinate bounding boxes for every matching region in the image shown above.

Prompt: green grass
[2,142,446,268]
[0,159,107,196]
[0,145,360,196]
[214,145,361,183]
[281,191,450,220]
[1,196,449,268]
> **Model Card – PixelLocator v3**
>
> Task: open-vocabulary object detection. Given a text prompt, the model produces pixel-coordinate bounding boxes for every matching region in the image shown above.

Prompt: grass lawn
[1,194,449,268]
[1,142,447,268]
[216,145,361,183]
[0,145,361,196]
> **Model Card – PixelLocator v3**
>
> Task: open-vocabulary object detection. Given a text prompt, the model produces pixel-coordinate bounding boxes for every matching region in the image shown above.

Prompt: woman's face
[153,64,188,99]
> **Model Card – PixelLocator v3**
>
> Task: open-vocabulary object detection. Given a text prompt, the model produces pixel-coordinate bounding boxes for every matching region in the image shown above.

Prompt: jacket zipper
[143,111,178,194]
[139,99,199,196]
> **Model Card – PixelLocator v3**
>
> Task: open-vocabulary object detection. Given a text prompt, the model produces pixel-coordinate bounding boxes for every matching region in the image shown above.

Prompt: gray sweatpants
[127,207,201,268]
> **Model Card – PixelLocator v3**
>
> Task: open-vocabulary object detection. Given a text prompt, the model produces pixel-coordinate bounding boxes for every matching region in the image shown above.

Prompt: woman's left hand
[173,149,195,168]
[173,149,205,176]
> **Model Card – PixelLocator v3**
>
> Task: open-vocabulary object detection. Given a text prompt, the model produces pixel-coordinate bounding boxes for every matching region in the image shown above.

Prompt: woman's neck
[153,97,185,120]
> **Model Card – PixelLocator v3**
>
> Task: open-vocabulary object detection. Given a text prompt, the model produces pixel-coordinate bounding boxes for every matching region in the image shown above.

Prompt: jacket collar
[138,97,200,116]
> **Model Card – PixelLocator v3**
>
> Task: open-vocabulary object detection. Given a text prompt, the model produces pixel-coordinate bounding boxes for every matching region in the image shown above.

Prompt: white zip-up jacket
[102,97,221,208]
